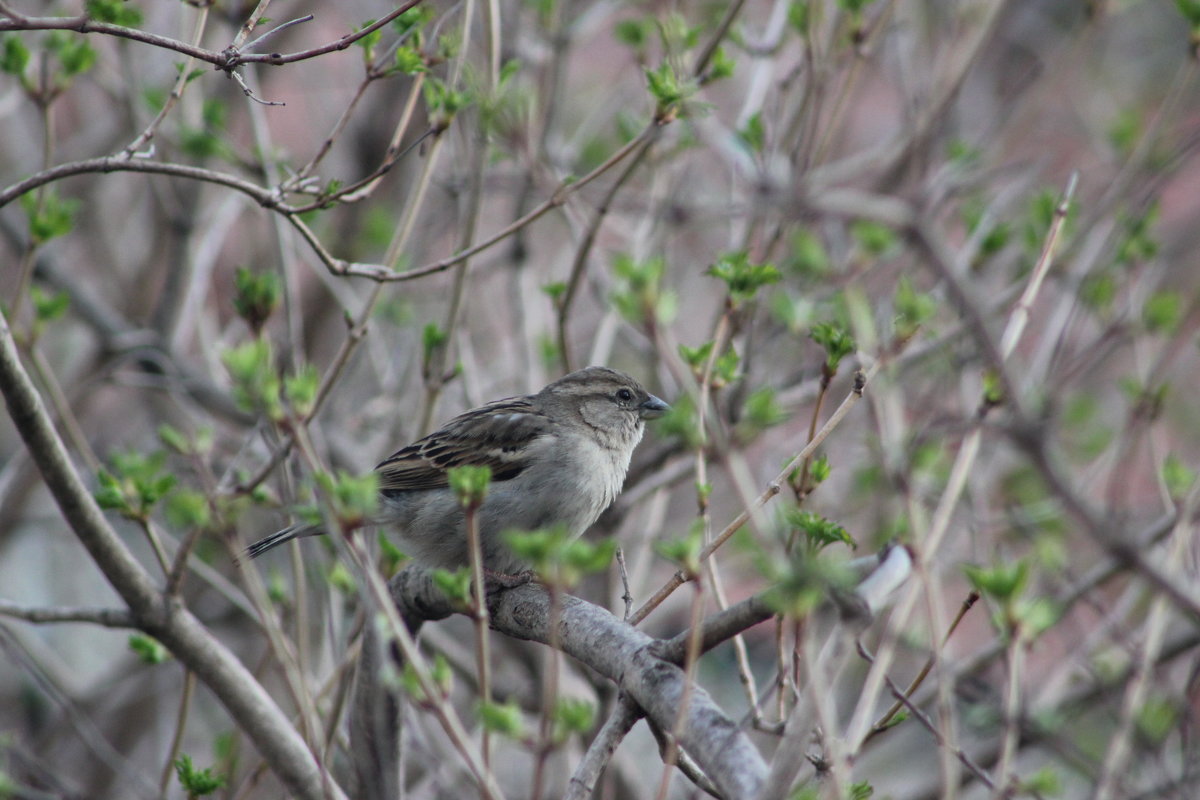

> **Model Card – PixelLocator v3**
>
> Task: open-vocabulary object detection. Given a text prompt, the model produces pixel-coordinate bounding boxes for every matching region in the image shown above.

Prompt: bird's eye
[616,388,634,403]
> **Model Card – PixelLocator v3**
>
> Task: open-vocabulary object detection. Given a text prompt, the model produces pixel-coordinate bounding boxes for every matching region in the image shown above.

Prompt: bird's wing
[374,397,554,493]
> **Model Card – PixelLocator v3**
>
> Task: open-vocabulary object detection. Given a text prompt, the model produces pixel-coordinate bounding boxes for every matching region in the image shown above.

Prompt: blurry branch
[857,641,998,792]
[556,0,747,371]
[918,627,1200,800]
[1015,428,1200,620]
[15,232,248,424]
[556,138,655,371]
[0,601,134,627]
[0,2,423,69]
[0,310,347,800]
[1,121,660,285]
[0,623,161,799]
[122,5,212,156]
[631,366,873,625]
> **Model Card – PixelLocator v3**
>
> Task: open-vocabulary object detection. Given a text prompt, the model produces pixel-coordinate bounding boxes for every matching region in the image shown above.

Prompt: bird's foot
[483,568,536,595]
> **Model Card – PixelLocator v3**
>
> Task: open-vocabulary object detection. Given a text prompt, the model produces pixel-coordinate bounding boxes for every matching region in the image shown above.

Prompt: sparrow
[246,367,669,574]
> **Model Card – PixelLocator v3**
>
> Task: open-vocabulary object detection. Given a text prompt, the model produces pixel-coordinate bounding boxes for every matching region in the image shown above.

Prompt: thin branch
[631,365,873,625]
[0,2,424,69]
[563,695,642,800]
[0,601,134,627]
[857,641,998,791]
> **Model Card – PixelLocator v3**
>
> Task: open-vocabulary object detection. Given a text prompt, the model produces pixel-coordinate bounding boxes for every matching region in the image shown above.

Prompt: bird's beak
[639,394,670,420]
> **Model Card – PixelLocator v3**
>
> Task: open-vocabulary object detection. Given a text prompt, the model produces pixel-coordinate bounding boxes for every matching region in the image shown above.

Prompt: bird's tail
[244,524,324,560]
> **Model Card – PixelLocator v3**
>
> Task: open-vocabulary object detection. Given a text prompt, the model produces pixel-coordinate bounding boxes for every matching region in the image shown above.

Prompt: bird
[245,366,669,574]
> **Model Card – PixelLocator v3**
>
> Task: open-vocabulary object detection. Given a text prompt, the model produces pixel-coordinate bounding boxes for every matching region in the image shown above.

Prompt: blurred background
[1,0,1199,797]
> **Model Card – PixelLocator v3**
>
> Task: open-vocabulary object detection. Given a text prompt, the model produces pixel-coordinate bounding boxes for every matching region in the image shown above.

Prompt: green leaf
[1161,454,1196,500]
[1014,597,1060,636]
[614,18,651,48]
[644,61,692,118]
[562,537,617,576]
[31,286,69,323]
[392,5,434,36]
[165,490,211,530]
[782,508,855,551]
[422,323,448,362]
[706,251,780,303]
[809,321,855,372]
[85,0,143,26]
[738,112,765,153]
[1142,290,1182,334]
[432,567,472,604]
[129,633,169,664]
[707,47,735,81]
[174,754,224,797]
[1114,204,1159,266]
[478,700,525,738]
[393,45,426,74]
[378,531,408,574]
[809,454,831,485]
[448,465,492,507]
[354,19,383,60]
[850,220,896,256]
[503,527,614,587]
[20,190,78,244]
[655,520,704,575]
[787,1,810,34]
[1136,696,1178,744]
[221,339,283,420]
[1,34,29,76]
[1108,108,1141,156]
[713,348,739,386]
[553,698,596,741]
[401,652,453,701]
[1078,272,1116,313]
[1176,0,1200,28]
[740,386,787,435]
[1020,767,1062,797]
[315,469,379,527]
[849,781,874,800]
[94,450,176,519]
[233,268,281,334]
[893,277,936,340]
[678,341,714,374]
[963,561,1028,604]
[422,77,470,130]
[654,393,700,447]
[611,254,674,324]
[327,561,356,594]
[47,33,97,78]
[762,553,853,618]
[784,228,830,278]
[283,364,320,418]
[157,424,190,454]
[838,0,877,15]
[180,127,224,159]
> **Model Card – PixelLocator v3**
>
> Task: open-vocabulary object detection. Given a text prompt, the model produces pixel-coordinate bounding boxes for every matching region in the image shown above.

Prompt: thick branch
[390,569,768,800]
[0,310,346,800]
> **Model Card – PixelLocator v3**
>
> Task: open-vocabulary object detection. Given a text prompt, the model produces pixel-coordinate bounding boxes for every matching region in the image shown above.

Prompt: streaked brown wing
[374,397,552,493]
